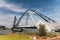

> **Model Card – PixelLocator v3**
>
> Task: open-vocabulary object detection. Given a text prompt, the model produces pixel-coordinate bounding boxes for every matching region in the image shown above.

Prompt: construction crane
[12,9,60,32]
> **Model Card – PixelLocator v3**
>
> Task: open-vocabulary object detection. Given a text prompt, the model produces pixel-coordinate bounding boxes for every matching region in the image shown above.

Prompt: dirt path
[29,35,60,40]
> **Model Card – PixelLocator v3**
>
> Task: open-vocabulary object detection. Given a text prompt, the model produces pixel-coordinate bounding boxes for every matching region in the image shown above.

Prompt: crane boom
[15,10,28,27]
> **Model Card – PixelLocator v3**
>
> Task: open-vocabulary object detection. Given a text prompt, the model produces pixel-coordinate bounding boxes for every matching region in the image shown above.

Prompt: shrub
[39,24,47,37]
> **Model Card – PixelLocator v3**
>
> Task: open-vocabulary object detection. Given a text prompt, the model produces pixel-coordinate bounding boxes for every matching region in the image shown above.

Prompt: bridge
[12,9,60,32]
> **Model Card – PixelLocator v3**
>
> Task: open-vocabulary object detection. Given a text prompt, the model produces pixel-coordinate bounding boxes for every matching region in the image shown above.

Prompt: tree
[39,24,47,36]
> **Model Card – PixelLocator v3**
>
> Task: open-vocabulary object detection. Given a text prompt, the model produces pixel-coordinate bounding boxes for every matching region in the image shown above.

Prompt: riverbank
[0,32,60,40]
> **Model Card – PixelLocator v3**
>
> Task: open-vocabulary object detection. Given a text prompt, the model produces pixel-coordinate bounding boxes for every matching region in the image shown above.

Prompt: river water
[0,29,38,34]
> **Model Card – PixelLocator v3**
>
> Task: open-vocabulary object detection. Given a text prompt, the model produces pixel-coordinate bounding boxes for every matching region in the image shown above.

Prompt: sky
[0,0,60,28]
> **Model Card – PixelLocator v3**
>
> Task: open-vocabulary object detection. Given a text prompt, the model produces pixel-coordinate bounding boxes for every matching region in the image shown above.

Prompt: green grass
[0,34,31,40]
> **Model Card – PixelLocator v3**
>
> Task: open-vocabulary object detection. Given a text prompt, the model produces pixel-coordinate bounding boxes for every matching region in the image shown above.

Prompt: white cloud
[0,0,27,28]
[0,0,26,12]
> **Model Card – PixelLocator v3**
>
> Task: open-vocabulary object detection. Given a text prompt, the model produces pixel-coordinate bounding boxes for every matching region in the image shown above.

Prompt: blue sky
[0,0,60,28]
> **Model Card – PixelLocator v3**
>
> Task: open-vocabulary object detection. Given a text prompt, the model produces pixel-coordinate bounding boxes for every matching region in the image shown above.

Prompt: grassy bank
[0,34,31,40]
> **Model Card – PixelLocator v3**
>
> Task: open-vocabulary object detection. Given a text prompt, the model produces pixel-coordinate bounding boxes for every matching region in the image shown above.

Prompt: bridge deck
[13,26,37,29]
[11,26,37,32]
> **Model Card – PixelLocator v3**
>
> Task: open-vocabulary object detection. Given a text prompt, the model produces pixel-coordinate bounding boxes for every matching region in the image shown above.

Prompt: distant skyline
[0,0,60,28]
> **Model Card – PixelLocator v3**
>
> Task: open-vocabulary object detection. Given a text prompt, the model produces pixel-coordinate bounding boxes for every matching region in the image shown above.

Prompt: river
[0,29,38,34]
